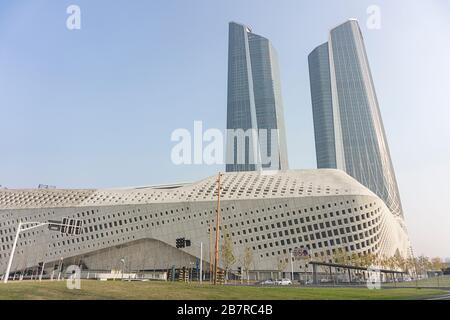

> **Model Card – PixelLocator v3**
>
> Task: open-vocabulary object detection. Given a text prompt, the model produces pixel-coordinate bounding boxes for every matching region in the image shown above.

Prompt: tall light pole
[39,262,46,282]
[3,219,81,284]
[57,257,63,281]
[290,252,294,282]
[209,218,213,283]
[189,262,195,282]
[3,222,22,283]
[213,172,223,285]
[120,258,126,281]
[200,242,203,284]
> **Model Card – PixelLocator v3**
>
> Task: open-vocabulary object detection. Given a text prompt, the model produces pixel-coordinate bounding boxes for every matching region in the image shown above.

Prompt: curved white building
[0,169,409,276]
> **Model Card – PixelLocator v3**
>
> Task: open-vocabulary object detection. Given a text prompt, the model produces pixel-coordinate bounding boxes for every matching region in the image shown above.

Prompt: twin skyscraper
[226,20,404,219]
[226,22,289,173]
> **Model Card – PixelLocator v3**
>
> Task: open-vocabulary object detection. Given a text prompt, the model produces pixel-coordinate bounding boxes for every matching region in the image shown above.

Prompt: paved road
[425,293,450,300]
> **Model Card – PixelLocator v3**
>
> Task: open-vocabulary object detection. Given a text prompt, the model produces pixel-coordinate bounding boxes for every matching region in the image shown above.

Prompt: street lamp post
[39,262,46,281]
[3,220,81,284]
[120,258,126,281]
[191,241,204,283]
[176,238,204,283]
[213,172,223,285]
[3,222,22,283]
[57,257,63,281]
[290,252,294,282]
[209,219,213,283]
[200,242,203,284]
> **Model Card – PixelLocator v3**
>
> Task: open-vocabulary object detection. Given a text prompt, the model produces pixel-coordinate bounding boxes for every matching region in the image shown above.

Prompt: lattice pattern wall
[0,170,410,273]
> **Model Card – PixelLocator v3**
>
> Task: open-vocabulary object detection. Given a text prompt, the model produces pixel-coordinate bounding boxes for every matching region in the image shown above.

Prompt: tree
[388,256,398,270]
[405,256,416,274]
[242,247,254,283]
[379,255,391,269]
[416,255,431,277]
[332,247,348,265]
[359,253,377,268]
[349,253,361,267]
[431,257,444,272]
[220,233,236,283]
[393,254,407,272]
[276,256,288,280]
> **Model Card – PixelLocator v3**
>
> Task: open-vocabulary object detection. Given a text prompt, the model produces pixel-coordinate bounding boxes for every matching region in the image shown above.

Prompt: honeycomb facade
[0,169,410,274]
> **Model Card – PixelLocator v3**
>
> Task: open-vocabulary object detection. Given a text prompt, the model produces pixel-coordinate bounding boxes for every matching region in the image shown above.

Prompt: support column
[312,264,317,285]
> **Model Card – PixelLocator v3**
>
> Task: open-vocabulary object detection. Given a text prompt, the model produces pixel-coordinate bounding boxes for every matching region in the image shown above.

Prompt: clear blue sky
[0,0,449,257]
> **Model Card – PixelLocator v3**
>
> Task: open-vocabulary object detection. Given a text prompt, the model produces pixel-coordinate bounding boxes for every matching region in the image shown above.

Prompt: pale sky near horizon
[0,0,449,258]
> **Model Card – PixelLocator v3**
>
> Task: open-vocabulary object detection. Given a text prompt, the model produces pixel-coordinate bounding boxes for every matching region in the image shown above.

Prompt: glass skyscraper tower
[308,19,404,218]
[226,22,289,172]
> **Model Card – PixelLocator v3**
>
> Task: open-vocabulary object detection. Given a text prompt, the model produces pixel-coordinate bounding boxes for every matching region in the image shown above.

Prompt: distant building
[38,184,56,189]
[226,22,289,172]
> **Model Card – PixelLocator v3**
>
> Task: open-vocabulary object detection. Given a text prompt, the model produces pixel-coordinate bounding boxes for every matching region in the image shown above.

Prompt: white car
[260,279,275,286]
[402,276,413,282]
[276,278,292,286]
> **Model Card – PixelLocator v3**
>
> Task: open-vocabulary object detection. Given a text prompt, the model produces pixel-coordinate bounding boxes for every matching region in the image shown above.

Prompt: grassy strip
[0,280,447,300]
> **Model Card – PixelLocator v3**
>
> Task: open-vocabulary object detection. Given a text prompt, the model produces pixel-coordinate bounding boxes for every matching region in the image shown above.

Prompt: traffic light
[61,218,68,234]
[75,220,82,235]
[175,238,192,248]
[67,219,74,235]
[60,218,83,235]
[48,220,61,232]
[176,238,186,248]
[48,219,82,234]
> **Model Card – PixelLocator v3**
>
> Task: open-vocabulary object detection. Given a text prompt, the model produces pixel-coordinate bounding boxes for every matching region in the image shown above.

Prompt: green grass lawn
[0,280,447,300]
[385,275,450,288]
